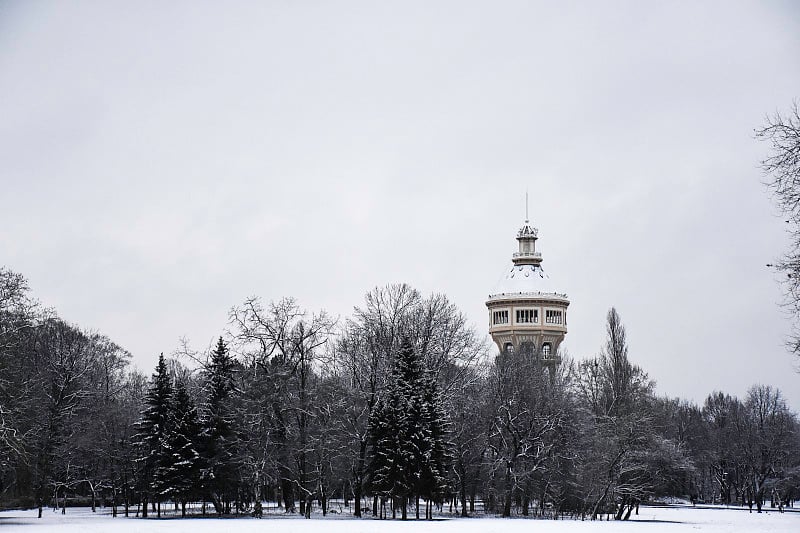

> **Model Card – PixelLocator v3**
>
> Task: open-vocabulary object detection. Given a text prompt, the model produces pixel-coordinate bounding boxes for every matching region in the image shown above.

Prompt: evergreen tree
[417,371,450,517]
[200,337,240,514]
[133,353,173,518]
[369,377,409,516]
[368,338,450,520]
[162,379,202,517]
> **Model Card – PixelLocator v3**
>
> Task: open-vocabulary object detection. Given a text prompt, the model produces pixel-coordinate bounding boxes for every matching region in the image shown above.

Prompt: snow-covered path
[1,505,798,533]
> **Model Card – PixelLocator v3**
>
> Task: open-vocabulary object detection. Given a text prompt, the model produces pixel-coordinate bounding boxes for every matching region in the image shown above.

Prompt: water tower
[486,210,569,367]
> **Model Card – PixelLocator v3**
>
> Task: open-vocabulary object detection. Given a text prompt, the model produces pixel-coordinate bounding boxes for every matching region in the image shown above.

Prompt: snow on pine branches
[367,337,450,520]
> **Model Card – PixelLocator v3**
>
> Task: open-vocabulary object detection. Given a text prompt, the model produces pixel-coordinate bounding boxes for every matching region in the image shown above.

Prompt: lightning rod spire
[525,189,529,222]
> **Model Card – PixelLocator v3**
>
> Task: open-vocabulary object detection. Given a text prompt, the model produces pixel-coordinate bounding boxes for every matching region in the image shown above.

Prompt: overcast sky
[1,1,799,408]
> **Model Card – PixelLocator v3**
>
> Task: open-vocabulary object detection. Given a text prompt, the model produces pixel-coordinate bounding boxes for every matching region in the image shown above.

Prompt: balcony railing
[512,251,542,259]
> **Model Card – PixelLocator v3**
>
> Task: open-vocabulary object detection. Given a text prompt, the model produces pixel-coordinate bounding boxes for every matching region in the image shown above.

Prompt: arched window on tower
[504,342,514,354]
[520,342,535,358]
[541,343,552,358]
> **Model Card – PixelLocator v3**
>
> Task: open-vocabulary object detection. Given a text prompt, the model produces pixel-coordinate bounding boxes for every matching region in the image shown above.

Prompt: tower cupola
[513,219,542,266]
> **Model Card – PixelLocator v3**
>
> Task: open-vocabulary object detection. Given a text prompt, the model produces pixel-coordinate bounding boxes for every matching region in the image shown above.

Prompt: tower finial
[525,189,529,222]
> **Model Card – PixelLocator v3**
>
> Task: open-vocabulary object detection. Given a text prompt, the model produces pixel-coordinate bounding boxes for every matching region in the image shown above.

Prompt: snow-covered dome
[490,263,557,297]
[487,215,568,300]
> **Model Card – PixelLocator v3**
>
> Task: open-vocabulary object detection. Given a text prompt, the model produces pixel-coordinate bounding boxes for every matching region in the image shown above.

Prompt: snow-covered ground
[0,504,797,533]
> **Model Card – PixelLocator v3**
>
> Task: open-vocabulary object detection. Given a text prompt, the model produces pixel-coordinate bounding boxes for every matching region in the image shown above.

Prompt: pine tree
[368,338,450,520]
[200,337,240,514]
[368,378,408,515]
[133,353,173,518]
[162,379,202,517]
[417,372,450,518]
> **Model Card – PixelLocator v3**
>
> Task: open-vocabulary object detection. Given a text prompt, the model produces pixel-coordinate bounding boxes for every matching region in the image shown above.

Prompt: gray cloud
[1,1,799,407]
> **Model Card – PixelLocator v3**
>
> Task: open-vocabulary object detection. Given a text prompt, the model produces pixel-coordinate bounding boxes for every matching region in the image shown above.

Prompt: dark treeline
[1,267,799,520]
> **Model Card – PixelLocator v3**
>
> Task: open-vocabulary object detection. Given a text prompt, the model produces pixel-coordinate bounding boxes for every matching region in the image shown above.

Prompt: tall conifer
[200,337,239,514]
[133,353,173,518]
[162,379,202,516]
[368,338,450,520]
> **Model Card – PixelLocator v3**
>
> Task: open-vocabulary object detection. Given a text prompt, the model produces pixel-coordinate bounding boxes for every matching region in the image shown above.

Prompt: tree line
[1,268,798,520]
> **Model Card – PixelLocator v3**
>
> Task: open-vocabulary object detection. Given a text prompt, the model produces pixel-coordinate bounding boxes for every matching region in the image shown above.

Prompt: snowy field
[1,505,798,533]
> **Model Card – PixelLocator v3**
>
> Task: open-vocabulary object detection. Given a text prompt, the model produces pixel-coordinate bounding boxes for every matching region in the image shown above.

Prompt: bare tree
[449,364,490,517]
[573,308,671,520]
[334,284,419,517]
[26,319,95,517]
[741,385,798,512]
[229,296,335,515]
[66,334,131,513]
[0,268,38,486]
[334,284,484,517]
[702,392,747,504]
[758,102,800,355]
[489,361,557,517]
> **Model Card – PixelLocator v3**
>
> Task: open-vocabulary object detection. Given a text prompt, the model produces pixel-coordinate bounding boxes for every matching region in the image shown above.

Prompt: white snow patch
[0,505,798,533]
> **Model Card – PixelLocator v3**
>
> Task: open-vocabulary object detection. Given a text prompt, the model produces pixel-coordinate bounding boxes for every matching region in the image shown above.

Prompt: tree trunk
[614,498,626,521]
[416,494,420,520]
[354,439,367,518]
[503,462,513,517]
[623,503,634,521]
[503,488,512,517]
[281,478,294,512]
[460,479,468,517]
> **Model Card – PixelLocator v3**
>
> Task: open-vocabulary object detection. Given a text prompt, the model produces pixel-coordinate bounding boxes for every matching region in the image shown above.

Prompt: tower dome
[486,213,569,365]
